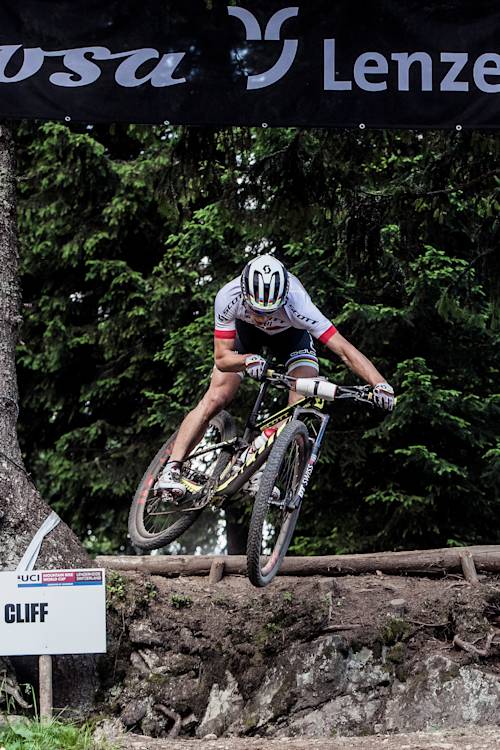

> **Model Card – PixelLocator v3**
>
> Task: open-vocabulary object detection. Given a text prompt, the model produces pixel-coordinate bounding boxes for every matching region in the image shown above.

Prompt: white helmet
[241,254,289,313]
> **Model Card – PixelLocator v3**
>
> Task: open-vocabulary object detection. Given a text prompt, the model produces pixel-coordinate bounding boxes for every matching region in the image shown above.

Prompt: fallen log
[97,545,500,578]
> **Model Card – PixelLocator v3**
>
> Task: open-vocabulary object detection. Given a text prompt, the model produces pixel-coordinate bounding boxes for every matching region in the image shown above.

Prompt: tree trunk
[0,124,96,714]
[224,504,248,555]
[98,545,500,578]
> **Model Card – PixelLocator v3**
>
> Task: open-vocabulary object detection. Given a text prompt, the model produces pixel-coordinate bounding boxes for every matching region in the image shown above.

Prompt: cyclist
[158,254,395,498]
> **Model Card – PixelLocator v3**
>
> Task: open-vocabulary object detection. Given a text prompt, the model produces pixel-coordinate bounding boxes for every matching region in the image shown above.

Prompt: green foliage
[170,593,193,609]
[0,719,105,750]
[106,572,126,605]
[14,123,500,555]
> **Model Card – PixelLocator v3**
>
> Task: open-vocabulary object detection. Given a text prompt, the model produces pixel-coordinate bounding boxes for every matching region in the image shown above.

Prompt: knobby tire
[128,410,236,551]
[246,420,309,587]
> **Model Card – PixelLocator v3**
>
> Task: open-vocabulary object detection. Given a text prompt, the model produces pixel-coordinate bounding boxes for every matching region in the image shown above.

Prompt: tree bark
[0,124,95,714]
[0,124,23,467]
[224,505,248,555]
[98,546,500,578]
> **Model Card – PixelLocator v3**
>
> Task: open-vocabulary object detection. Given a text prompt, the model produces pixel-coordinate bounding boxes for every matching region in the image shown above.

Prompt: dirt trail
[117,726,500,750]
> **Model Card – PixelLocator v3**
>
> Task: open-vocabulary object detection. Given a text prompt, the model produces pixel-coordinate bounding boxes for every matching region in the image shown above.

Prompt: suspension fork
[292,411,330,507]
[242,380,270,443]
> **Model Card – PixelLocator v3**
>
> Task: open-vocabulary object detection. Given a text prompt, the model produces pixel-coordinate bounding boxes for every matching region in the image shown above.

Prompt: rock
[93,717,126,743]
[128,621,164,646]
[121,698,150,726]
[0,714,29,728]
[203,733,218,740]
[197,671,244,737]
[385,655,500,732]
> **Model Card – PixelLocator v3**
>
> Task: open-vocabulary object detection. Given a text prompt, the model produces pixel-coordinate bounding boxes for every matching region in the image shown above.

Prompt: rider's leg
[169,367,242,463]
[285,334,320,405]
[244,343,318,497]
[287,364,319,405]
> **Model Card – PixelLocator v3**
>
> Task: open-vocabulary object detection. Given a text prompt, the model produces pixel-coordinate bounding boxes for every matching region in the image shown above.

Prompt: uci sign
[0,569,106,656]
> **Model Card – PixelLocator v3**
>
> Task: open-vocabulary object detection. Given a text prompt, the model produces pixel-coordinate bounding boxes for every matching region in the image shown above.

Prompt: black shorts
[234,319,319,374]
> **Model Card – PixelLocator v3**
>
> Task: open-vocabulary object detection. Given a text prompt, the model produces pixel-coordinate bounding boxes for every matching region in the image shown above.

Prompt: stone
[197,671,244,737]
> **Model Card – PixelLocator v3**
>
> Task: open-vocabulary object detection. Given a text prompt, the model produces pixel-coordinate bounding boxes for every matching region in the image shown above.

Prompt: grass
[0,718,111,750]
[170,593,193,609]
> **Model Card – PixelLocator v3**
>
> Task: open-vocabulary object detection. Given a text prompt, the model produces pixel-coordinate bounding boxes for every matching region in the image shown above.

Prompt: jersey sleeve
[214,286,237,339]
[287,279,337,343]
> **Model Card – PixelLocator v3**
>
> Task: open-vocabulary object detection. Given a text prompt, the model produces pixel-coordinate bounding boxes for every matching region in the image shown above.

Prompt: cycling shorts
[234,320,319,375]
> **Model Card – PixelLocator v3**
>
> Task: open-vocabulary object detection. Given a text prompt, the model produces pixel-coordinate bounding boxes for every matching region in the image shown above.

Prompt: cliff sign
[0,569,106,656]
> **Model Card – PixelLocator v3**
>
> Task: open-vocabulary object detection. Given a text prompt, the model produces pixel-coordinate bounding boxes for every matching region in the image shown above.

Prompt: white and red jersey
[214,274,337,343]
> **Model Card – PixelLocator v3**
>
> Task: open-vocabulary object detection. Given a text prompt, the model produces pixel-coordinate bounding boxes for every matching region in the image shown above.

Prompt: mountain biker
[158,254,395,498]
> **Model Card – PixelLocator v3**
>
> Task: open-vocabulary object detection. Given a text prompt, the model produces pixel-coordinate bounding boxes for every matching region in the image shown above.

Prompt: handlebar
[264,369,374,405]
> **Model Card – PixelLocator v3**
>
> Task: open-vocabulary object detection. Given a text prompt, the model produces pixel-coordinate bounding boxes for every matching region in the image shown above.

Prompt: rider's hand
[373,382,395,411]
[245,354,267,381]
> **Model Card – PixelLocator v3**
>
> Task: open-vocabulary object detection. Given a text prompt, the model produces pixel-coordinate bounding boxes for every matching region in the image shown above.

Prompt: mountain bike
[128,370,375,587]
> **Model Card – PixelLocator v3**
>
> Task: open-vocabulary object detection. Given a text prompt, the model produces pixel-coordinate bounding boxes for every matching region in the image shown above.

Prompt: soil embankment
[99,569,500,742]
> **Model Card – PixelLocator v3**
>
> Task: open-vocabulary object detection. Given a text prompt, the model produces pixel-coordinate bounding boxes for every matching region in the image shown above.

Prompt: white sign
[0,569,106,656]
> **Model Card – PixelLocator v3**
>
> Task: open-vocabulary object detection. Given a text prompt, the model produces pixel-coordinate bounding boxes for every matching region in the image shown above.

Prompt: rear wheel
[246,420,309,587]
[128,411,236,551]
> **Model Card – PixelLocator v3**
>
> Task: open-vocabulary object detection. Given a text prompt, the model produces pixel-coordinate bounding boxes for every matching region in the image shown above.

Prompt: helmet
[241,254,289,313]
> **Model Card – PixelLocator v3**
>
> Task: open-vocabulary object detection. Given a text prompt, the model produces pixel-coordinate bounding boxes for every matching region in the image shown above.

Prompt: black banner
[0,1,499,128]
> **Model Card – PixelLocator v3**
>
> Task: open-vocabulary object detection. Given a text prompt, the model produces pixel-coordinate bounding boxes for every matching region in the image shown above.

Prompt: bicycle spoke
[140,424,226,538]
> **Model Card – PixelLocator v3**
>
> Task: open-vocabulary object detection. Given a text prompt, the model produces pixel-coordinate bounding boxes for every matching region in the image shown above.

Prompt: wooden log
[97,545,500,578]
[208,558,225,584]
[459,549,480,584]
[39,655,52,721]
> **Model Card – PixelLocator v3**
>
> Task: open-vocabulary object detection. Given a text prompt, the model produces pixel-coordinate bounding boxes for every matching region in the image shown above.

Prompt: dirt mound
[100,571,500,740]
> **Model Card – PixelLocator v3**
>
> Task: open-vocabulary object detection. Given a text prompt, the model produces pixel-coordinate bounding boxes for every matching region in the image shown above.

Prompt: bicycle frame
[180,371,372,501]
[182,378,331,500]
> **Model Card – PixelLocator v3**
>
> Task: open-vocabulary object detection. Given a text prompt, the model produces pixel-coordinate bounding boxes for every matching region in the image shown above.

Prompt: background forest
[12,124,499,556]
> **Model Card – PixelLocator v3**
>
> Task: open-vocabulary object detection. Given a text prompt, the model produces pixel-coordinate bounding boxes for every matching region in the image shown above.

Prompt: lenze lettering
[324,41,500,93]
[4,602,49,623]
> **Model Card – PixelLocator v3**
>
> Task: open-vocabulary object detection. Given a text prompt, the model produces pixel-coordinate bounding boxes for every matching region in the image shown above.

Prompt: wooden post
[39,655,53,721]
[460,549,479,584]
[208,558,225,584]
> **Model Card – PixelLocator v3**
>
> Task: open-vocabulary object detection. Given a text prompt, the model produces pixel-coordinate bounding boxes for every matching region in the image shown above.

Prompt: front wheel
[246,420,310,587]
[128,411,236,551]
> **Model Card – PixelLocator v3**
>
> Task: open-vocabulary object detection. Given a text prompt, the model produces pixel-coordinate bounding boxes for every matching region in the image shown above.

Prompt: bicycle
[128,370,375,587]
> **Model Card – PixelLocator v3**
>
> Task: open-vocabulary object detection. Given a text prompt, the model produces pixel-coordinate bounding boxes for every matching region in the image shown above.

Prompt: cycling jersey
[214,274,337,343]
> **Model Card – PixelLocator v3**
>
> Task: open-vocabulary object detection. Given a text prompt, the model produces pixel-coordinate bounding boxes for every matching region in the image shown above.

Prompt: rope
[16,511,61,572]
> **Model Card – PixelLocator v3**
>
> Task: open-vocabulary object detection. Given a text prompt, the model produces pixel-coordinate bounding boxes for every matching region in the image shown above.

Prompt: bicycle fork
[289,411,330,510]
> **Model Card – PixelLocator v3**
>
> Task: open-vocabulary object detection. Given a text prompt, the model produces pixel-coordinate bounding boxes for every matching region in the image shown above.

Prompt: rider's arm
[214,337,249,373]
[324,331,386,386]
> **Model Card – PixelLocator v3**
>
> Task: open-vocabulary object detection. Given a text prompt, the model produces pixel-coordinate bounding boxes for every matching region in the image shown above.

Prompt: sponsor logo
[17,570,103,588]
[218,293,241,322]
[297,457,317,499]
[0,9,498,98]
[289,306,318,325]
[17,573,40,583]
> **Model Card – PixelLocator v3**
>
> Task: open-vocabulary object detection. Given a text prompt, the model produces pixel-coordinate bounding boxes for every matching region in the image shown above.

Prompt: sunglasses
[248,308,276,317]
